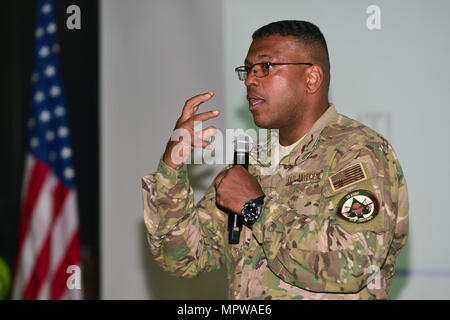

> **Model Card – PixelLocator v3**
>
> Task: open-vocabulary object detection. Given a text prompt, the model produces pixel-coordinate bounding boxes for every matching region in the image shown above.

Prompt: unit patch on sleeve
[329,162,367,192]
[336,190,379,223]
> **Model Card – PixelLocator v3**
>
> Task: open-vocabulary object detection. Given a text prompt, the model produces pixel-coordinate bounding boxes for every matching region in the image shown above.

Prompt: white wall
[101,0,450,299]
[100,0,226,299]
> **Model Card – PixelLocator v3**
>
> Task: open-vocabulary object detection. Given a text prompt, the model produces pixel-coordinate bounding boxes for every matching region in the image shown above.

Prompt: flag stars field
[39,110,51,122]
[45,130,55,142]
[39,46,50,58]
[34,91,45,103]
[41,3,52,14]
[52,44,60,54]
[60,147,72,159]
[55,106,65,117]
[58,126,69,138]
[28,118,35,129]
[32,72,40,82]
[45,65,56,77]
[47,22,57,34]
[50,85,61,97]
[35,27,44,38]
[30,137,40,149]
[48,151,57,161]
[64,167,75,180]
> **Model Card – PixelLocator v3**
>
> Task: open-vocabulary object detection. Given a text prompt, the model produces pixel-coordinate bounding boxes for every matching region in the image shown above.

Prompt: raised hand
[162,91,220,168]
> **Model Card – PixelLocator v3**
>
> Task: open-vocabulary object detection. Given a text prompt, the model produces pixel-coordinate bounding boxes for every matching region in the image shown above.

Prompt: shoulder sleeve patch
[328,162,367,193]
[336,189,379,224]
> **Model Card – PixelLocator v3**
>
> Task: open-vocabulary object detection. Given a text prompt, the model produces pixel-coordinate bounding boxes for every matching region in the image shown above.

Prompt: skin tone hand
[162,91,264,215]
[163,91,219,169]
[214,165,265,215]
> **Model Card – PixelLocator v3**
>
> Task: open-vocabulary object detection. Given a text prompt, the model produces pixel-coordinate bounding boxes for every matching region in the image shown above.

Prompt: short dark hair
[252,20,330,89]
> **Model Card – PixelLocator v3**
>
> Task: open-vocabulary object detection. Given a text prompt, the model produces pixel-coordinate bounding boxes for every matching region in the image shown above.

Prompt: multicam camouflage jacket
[141,104,409,299]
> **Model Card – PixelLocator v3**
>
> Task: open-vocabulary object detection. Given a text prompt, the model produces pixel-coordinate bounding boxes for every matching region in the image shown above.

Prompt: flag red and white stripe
[13,157,82,300]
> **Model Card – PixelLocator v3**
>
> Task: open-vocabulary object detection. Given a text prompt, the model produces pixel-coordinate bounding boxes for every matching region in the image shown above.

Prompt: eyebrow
[244,54,273,65]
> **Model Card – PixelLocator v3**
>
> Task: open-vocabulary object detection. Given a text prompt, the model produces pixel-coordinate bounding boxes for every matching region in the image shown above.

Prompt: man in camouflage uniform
[141,20,408,299]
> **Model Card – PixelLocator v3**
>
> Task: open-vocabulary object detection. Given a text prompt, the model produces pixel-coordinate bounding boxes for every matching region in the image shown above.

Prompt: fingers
[215,170,227,188]
[180,91,215,121]
[192,109,220,123]
[181,110,220,149]
[201,126,217,139]
[167,91,219,167]
[193,126,216,150]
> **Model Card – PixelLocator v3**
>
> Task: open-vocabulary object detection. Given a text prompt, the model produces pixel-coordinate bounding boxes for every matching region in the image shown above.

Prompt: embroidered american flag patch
[329,162,367,192]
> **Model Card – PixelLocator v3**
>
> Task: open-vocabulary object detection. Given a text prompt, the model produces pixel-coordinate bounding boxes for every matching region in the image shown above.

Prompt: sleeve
[251,139,408,294]
[141,158,230,278]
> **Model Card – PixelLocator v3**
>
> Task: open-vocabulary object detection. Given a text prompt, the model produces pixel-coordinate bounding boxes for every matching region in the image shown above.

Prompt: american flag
[12,0,82,300]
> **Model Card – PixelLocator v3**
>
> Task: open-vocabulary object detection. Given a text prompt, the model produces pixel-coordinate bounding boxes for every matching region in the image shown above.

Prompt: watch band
[253,195,265,205]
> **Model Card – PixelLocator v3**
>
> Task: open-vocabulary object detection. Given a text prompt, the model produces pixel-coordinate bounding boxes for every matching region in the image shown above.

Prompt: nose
[244,69,259,88]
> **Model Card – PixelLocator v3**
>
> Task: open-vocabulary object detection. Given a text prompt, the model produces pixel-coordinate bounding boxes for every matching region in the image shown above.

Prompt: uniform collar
[250,104,337,167]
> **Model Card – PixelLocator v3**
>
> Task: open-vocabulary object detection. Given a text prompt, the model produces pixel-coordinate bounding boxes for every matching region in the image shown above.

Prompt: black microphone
[228,134,250,244]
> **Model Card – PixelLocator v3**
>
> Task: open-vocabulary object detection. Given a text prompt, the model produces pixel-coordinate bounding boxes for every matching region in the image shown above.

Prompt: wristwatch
[241,195,265,226]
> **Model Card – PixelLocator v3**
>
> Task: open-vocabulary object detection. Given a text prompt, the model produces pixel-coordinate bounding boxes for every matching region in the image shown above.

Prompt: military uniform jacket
[141,105,409,299]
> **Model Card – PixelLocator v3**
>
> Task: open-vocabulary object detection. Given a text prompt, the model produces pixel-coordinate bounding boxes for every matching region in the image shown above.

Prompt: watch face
[242,202,260,224]
[247,206,258,216]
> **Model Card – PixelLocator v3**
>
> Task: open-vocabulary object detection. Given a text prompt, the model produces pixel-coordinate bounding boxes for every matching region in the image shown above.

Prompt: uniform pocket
[287,181,323,217]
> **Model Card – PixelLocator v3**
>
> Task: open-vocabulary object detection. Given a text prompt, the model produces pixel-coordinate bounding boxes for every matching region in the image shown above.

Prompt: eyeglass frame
[234,62,313,81]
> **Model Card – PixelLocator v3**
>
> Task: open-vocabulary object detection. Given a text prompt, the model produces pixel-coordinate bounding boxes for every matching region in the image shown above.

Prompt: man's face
[244,35,311,130]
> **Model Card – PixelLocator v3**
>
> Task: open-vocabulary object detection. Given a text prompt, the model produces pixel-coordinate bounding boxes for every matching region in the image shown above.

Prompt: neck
[279,101,329,146]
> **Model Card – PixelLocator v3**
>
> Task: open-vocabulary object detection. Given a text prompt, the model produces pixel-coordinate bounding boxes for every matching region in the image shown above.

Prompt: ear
[305,65,323,94]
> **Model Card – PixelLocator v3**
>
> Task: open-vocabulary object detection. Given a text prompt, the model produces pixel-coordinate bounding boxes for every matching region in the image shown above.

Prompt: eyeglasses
[235,62,313,81]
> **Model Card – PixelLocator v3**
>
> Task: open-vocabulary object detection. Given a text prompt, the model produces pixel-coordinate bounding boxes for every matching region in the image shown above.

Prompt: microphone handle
[228,152,249,244]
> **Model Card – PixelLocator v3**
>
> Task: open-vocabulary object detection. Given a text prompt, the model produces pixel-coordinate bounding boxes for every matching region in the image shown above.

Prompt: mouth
[247,95,265,111]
